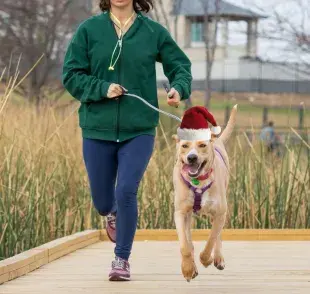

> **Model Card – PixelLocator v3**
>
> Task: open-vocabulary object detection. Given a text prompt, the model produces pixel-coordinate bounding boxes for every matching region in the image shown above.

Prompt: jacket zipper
[112,23,122,143]
[112,15,140,142]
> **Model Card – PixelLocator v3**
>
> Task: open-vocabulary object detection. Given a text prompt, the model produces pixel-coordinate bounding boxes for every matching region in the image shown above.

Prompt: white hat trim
[211,126,221,135]
[177,128,211,141]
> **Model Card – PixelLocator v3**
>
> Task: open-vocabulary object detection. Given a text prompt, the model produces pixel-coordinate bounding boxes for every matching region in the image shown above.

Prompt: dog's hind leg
[175,210,197,282]
[200,213,226,268]
[214,234,225,270]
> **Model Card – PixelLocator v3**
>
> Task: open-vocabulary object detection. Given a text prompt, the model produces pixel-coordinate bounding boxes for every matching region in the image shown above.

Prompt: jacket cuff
[101,81,112,99]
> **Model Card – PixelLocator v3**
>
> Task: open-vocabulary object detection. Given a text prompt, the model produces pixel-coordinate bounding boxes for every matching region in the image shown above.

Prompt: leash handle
[163,82,172,98]
[163,82,179,108]
[120,86,128,94]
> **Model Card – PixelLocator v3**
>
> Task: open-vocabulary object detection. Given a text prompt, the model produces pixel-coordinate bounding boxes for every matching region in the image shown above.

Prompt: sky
[224,0,310,62]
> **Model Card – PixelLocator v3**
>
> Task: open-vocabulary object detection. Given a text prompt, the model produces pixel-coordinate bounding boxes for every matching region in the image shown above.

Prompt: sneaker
[109,257,131,281]
[106,213,116,243]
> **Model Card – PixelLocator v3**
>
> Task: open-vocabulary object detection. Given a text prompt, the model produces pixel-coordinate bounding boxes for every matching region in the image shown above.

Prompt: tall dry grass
[0,76,309,260]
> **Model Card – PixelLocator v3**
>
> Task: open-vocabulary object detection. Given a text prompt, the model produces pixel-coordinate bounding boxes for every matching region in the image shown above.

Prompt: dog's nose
[187,154,198,164]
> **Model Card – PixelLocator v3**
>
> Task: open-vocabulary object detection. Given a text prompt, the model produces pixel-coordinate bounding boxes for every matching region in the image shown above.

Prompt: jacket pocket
[84,99,117,130]
[119,88,159,131]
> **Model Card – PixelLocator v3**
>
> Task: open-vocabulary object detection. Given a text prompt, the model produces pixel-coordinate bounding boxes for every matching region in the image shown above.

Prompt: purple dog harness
[181,148,226,213]
[181,174,213,213]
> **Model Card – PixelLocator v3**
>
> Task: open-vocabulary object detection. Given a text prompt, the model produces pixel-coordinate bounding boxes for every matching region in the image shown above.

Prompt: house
[90,0,310,93]
[153,0,310,94]
[155,0,263,61]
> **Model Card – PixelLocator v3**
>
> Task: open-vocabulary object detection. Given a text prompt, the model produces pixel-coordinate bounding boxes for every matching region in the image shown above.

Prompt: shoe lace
[112,258,128,270]
[107,214,116,226]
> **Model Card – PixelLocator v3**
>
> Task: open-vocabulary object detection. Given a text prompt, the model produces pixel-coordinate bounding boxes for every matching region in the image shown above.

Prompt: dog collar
[196,168,213,181]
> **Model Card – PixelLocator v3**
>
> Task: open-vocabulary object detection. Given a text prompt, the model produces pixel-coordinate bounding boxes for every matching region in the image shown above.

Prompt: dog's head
[173,135,215,178]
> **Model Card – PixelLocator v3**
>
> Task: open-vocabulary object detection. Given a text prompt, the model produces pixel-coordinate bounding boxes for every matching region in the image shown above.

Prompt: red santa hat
[177,106,221,141]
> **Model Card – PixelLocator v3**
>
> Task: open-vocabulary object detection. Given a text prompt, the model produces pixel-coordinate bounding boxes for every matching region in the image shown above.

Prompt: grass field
[157,90,310,129]
[0,84,310,260]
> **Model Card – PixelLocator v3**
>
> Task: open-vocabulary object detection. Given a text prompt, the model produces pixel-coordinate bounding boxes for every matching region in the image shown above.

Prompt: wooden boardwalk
[1,238,310,293]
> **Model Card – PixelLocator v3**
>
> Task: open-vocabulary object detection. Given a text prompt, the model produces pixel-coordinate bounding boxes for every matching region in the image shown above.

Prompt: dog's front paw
[214,254,225,270]
[182,258,198,282]
[199,252,213,268]
[192,262,199,280]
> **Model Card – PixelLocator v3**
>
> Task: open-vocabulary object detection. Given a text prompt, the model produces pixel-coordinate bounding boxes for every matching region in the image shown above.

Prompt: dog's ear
[172,134,180,143]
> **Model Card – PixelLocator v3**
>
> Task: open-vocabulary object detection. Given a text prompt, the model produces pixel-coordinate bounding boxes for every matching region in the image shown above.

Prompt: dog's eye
[199,143,207,148]
[182,144,189,149]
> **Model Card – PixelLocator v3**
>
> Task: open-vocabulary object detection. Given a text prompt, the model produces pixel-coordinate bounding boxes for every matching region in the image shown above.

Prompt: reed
[0,77,309,260]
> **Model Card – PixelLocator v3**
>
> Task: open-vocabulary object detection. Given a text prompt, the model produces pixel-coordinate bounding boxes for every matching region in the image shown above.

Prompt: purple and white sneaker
[109,257,131,281]
[106,213,116,243]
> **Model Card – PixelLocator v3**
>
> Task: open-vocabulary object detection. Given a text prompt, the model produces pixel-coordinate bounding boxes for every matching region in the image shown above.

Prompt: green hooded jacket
[62,11,192,142]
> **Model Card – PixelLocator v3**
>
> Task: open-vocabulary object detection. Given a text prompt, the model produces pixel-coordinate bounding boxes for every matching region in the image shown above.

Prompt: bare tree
[172,0,183,43]
[200,0,221,108]
[0,0,92,108]
[150,0,170,31]
[151,0,184,39]
[170,0,193,109]
[151,0,194,109]
[243,0,310,75]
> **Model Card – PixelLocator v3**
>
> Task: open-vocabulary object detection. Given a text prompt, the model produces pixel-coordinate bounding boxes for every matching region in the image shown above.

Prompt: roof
[172,0,266,19]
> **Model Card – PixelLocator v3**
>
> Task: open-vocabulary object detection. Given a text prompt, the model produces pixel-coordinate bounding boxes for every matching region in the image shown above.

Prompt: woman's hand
[167,88,180,108]
[107,83,124,99]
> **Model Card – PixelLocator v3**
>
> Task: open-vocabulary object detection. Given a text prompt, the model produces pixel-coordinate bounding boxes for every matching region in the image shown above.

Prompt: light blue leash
[122,83,182,123]
[124,93,182,122]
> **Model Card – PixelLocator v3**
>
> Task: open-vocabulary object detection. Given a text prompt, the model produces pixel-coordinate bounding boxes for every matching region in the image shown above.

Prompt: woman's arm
[62,24,112,103]
[157,29,192,101]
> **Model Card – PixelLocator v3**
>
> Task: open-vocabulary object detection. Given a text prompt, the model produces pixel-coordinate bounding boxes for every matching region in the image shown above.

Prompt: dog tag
[191,178,200,186]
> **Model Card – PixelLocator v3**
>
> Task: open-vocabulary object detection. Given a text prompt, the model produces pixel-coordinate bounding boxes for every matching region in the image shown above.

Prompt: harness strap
[181,174,213,213]
[215,147,227,167]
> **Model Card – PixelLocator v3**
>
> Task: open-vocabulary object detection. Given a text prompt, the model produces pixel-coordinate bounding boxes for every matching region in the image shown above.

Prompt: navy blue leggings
[82,135,154,260]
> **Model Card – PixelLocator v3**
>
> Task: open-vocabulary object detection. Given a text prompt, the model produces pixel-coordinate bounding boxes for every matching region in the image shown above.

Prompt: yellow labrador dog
[173,105,237,282]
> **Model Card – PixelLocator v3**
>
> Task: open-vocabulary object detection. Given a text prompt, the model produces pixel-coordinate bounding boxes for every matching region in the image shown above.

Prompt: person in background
[260,121,276,152]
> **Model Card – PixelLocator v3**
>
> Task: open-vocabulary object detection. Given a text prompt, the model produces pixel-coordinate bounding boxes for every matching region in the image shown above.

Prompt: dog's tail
[219,104,238,144]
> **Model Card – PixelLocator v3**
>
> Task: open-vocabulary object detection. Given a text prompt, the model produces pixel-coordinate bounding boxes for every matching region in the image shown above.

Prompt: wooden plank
[0,262,6,276]
[0,230,100,285]
[8,257,49,281]
[1,229,309,287]
[40,230,100,256]
[0,248,47,275]
[101,229,310,241]
[0,273,9,284]
[48,236,99,262]
[28,257,49,272]
[1,241,310,293]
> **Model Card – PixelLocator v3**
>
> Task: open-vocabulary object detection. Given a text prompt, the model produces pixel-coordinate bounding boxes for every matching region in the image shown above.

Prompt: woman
[62,0,192,281]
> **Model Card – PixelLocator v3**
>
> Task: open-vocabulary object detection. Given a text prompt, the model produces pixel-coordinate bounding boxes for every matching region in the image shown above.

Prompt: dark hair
[99,0,153,13]
[268,121,274,127]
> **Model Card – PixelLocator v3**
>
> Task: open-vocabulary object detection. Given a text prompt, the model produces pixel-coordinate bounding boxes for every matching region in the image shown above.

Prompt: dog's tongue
[182,164,199,175]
